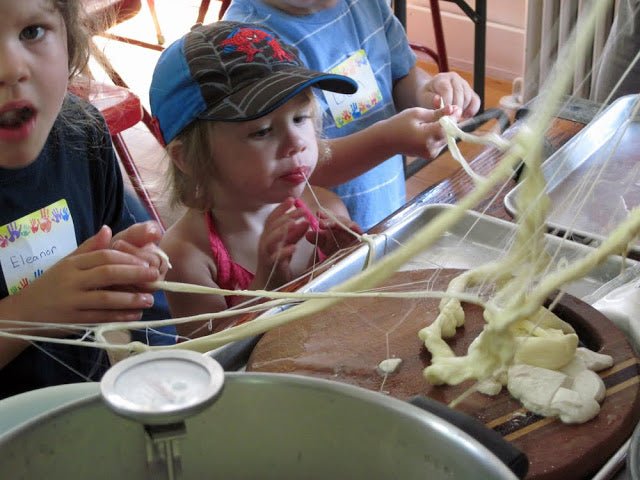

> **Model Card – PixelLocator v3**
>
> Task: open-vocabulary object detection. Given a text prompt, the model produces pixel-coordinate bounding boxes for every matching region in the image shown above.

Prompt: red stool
[196,0,229,22]
[409,0,449,73]
[69,80,166,230]
[84,0,165,50]
[79,0,168,228]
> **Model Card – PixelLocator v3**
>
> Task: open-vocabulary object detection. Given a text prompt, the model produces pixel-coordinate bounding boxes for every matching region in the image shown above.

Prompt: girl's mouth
[0,106,36,129]
[0,106,37,142]
[280,167,309,184]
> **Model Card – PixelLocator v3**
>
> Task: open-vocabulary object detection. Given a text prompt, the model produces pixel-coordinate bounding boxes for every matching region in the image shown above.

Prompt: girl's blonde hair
[167,90,330,210]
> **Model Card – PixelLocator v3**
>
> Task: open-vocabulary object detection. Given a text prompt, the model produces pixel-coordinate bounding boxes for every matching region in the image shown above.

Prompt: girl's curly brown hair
[53,0,96,78]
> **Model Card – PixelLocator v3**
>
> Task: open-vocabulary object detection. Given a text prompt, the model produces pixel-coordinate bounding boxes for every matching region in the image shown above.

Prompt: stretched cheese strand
[419,0,628,406]
[0,3,618,386]
[65,0,614,355]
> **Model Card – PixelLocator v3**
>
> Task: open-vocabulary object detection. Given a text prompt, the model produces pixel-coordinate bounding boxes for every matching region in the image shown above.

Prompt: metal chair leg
[429,0,449,72]
[218,0,230,20]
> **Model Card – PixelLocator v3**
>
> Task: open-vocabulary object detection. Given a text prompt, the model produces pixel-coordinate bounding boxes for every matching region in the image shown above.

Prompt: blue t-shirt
[0,95,175,399]
[224,0,416,230]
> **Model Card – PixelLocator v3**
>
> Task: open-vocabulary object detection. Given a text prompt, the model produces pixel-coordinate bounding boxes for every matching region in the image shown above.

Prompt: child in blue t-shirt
[224,0,480,229]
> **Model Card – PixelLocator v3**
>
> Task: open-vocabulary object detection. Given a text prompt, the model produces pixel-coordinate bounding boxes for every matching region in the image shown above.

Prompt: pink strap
[205,211,254,307]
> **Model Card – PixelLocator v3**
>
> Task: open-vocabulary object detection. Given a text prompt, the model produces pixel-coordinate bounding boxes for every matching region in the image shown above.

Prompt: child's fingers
[270,244,295,269]
[74,290,155,312]
[315,210,330,221]
[347,221,363,235]
[112,221,163,248]
[275,197,297,215]
[147,243,172,271]
[72,249,152,270]
[284,219,310,243]
[70,225,112,256]
[81,264,160,290]
[262,219,308,258]
[83,309,145,323]
[305,229,325,246]
[112,240,172,273]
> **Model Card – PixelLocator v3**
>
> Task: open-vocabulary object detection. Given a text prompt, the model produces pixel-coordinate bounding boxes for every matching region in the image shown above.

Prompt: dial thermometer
[100,350,225,425]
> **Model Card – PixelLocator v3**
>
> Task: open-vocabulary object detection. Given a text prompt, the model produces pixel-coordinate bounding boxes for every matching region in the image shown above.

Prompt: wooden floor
[91,1,513,228]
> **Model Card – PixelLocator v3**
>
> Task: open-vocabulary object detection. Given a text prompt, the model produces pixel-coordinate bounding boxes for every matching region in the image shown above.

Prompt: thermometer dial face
[100,350,225,425]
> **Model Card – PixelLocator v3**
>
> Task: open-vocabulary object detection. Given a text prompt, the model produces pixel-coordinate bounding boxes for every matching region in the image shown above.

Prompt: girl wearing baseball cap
[150,22,362,337]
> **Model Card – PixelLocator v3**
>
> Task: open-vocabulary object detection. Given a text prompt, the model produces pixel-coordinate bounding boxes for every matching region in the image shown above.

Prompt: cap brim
[197,67,358,122]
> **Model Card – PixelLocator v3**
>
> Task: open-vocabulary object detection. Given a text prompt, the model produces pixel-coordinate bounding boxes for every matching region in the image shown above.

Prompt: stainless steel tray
[504,94,640,251]
[210,203,637,362]
[297,203,637,301]
[212,204,638,349]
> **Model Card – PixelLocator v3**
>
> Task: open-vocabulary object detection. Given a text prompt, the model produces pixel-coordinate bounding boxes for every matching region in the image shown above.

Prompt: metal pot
[0,371,519,479]
[629,421,640,479]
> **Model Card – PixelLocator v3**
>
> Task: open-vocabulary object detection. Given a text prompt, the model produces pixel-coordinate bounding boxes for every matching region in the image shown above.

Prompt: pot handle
[207,335,263,371]
[408,395,529,479]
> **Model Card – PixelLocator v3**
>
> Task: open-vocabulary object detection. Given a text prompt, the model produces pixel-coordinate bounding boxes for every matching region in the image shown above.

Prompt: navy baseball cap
[149,21,358,145]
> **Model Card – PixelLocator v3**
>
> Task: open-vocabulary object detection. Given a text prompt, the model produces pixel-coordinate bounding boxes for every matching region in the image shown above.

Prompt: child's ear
[168,140,189,174]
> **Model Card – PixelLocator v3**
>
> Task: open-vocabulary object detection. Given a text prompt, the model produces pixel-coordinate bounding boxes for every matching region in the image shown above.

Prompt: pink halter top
[206,199,325,307]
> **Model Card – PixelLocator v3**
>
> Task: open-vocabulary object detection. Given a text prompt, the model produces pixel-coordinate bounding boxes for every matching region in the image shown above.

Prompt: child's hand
[305,210,362,258]
[381,106,453,159]
[8,226,160,332]
[254,198,309,288]
[420,72,481,121]
[112,220,163,247]
[111,221,170,285]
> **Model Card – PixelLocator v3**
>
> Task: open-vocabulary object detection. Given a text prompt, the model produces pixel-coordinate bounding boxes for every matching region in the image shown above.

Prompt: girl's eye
[249,127,271,138]
[294,114,312,124]
[20,25,46,42]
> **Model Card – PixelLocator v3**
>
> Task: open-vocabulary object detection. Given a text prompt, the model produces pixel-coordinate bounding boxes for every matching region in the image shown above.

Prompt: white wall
[406,0,526,81]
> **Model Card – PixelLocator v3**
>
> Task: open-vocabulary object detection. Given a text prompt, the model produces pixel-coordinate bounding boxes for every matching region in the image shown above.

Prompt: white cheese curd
[550,387,601,424]
[378,358,402,374]
[513,333,579,370]
[559,356,588,377]
[572,369,606,403]
[476,377,504,396]
[507,364,572,414]
[574,347,614,372]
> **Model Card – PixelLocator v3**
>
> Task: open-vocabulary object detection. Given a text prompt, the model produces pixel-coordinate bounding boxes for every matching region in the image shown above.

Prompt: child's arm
[161,235,231,338]
[0,226,161,368]
[310,105,454,187]
[393,66,481,121]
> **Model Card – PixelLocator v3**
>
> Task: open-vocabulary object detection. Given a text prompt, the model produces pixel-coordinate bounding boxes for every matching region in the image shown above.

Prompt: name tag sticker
[0,199,77,295]
[325,49,383,128]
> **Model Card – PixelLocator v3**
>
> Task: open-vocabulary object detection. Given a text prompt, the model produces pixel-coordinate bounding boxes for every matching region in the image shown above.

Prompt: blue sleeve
[222,0,258,21]
[377,0,416,81]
